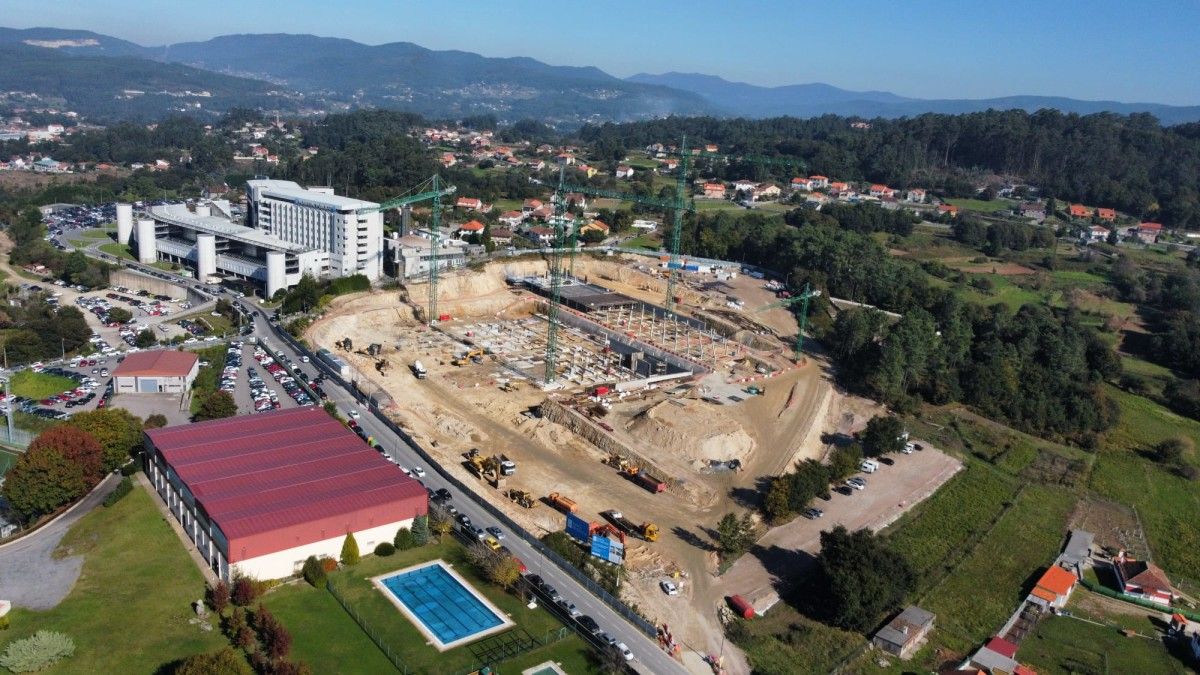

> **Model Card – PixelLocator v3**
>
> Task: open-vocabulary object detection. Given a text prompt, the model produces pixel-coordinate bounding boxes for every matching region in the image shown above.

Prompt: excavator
[452,348,486,366]
[505,489,535,508]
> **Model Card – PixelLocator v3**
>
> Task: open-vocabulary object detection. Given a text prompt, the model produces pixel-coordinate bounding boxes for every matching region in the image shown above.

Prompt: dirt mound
[625,399,755,467]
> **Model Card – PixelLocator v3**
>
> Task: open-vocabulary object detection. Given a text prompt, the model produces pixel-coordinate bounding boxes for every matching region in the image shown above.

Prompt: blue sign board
[590,534,624,565]
[565,513,591,542]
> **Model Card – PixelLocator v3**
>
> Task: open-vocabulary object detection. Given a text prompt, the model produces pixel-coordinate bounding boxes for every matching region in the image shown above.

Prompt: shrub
[174,648,253,675]
[374,542,396,557]
[393,527,416,551]
[102,477,133,507]
[0,615,9,631]
[319,557,338,574]
[144,413,169,429]
[339,533,360,566]
[231,576,262,606]
[119,460,141,476]
[0,630,75,672]
[301,556,326,587]
[208,580,230,614]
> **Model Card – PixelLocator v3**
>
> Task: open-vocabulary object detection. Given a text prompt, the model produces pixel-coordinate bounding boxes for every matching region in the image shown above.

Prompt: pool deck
[370,559,515,652]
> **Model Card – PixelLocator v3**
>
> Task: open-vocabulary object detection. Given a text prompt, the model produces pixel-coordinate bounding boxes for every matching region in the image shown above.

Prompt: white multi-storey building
[245,179,384,281]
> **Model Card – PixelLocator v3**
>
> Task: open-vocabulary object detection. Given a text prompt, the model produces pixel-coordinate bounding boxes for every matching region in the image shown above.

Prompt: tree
[428,505,453,538]
[173,648,253,675]
[301,556,326,588]
[322,401,339,419]
[805,526,916,632]
[208,581,230,614]
[67,408,143,472]
[764,476,792,523]
[106,307,133,324]
[144,414,169,429]
[27,426,105,482]
[135,328,157,348]
[828,444,864,481]
[1,448,88,521]
[340,532,360,566]
[860,416,906,457]
[230,576,261,607]
[393,527,416,550]
[488,555,522,590]
[195,391,237,421]
[411,514,430,545]
[716,512,755,556]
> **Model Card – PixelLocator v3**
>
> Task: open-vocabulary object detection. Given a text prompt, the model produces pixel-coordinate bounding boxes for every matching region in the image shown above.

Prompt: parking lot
[220,340,318,415]
[4,360,115,422]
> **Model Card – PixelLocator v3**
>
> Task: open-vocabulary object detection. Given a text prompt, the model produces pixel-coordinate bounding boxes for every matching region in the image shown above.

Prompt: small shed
[872,606,935,659]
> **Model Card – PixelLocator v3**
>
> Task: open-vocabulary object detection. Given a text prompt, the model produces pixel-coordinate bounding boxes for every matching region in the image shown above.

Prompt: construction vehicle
[452,348,485,366]
[499,454,517,476]
[744,385,764,396]
[410,361,427,379]
[505,489,535,508]
[625,467,668,494]
[340,337,353,352]
[590,521,626,545]
[375,358,390,375]
[367,343,382,357]
[547,492,578,513]
[499,380,520,392]
[467,454,487,478]
[601,510,660,542]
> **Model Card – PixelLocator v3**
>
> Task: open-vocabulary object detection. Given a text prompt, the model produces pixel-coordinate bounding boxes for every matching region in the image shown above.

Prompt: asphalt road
[239,303,687,675]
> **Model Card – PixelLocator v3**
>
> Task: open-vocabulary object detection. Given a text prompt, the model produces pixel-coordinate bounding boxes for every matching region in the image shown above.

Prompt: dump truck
[410,361,427,379]
[499,454,517,476]
[505,489,534,508]
[626,467,667,494]
[547,492,578,513]
[601,510,659,542]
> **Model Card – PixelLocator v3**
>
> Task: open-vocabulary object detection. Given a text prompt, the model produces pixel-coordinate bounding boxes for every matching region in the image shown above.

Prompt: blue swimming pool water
[379,563,504,645]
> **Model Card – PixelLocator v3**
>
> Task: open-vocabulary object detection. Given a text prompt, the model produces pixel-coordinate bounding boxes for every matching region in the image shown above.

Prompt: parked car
[485,526,504,540]
[660,580,679,596]
[802,507,824,519]
[846,477,866,490]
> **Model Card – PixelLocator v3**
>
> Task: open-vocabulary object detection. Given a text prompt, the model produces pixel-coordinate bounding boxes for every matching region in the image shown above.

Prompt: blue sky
[3,0,1199,104]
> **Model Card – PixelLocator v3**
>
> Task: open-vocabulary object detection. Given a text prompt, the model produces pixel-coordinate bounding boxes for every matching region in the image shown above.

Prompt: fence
[0,424,36,449]
[268,321,659,639]
[325,578,409,674]
[1079,577,1200,621]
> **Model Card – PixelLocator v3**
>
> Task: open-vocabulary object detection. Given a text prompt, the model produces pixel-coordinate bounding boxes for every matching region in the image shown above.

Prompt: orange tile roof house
[1114,555,1175,605]
[113,349,200,395]
[457,220,485,236]
[1069,203,1093,218]
[703,183,727,199]
[1096,207,1117,221]
[455,197,483,210]
[1027,564,1078,609]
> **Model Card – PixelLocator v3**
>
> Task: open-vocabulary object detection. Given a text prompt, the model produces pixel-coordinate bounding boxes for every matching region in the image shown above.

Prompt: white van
[860,459,879,473]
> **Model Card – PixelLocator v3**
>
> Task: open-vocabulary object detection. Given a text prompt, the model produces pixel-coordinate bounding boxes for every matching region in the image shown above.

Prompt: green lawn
[98,242,134,261]
[75,229,115,241]
[1018,615,1188,674]
[10,369,78,399]
[625,235,662,251]
[1,486,226,673]
[177,310,234,336]
[0,448,17,476]
[732,603,865,675]
[944,197,1017,214]
[266,540,599,675]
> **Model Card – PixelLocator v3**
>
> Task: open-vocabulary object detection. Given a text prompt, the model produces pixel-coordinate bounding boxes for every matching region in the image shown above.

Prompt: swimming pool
[372,561,514,650]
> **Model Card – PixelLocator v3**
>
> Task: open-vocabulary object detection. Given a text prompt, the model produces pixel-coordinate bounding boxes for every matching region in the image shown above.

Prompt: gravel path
[0,473,119,610]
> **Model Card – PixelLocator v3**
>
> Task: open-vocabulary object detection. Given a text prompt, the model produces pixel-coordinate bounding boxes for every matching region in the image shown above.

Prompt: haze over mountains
[3,26,1199,125]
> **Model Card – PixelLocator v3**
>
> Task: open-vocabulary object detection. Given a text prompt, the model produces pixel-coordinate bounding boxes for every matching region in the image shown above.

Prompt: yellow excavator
[452,348,486,366]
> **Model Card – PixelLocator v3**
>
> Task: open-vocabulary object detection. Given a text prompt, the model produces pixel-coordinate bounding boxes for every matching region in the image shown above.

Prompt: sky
[2,0,1199,105]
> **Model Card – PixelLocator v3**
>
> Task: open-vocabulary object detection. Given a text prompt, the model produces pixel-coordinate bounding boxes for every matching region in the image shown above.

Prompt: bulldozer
[505,489,535,508]
[452,348,486,366]
[375,358,390,375]
[466,454,487,478]
[499,380,520,392]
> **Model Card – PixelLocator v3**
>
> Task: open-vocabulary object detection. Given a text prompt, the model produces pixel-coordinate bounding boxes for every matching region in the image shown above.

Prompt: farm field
[1017,614,1188,675]
[944,197,1018,214]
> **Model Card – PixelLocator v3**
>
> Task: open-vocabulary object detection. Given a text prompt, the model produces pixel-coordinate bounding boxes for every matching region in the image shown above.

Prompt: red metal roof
[147,408,427,562]
[985,636,1019,659]
[113,349,198,378]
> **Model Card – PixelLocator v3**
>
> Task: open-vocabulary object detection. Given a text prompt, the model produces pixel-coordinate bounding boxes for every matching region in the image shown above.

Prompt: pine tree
[339,532,360,566]
[411,515,430,545]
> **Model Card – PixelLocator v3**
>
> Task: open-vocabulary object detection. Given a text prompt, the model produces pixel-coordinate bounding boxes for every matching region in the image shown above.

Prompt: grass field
[178,310,234,336]
[98,242,134,261]
[0,448,17,476]
[75,229,115,241]
[732,603,864,675]
[624,235,662,251]
[10,369,78,399]
[266,540,599,675]
[0,486,226,673]
[1018,615,1189,674]
[944,197,1017,214]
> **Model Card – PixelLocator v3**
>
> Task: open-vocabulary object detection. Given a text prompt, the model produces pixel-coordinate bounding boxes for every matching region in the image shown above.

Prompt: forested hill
[581,111,1200,228]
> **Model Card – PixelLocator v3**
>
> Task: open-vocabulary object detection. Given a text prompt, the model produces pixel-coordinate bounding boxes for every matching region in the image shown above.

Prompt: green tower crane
[755,283,822,359]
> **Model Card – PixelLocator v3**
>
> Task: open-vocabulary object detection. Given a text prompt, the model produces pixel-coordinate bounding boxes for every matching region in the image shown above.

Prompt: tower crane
[755,282,822,359]
[361,176,456,325]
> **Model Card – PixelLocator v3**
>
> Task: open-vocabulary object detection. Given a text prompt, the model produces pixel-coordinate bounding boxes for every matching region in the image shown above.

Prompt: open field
[266,539,598,675]
[98,241,134,260]
[10,369,78,399]
[1017,614,1189,674]
[731,603,864,675]
[0,486,226,673]
[624,234,662,250]
[944,197,1017,214]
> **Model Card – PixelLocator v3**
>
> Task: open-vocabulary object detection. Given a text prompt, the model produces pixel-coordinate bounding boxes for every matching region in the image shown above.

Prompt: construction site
[304,248,895,655]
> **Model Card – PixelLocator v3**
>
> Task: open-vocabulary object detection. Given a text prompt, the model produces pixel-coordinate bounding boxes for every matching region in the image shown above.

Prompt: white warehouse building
[246,179,384,281]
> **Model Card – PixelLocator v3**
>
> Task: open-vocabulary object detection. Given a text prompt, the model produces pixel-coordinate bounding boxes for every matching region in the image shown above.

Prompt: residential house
[489,228,514,246]
[733,180,758,195]
[906,188,927,203]
[251,146,269,158]
[703,183,727,199]
[1027,564,1078,610]
[938,204,960,216]
[1068,203,1093,219]
[829,181,850,193]
[1096,207,1117,222]
[580,220,610,237]
[1018,202,1046,221]
[659,158,679,173]
[556,153,576,166]
[499,211,524,228]
[535,143,555,155]
[1060,529,1095,571]
[526,159,546,171]
[32,157,67,173]
[527,226,556,245]
[704,143,719,153]
[872,606,935,660]
[968,637,1020,673]
[1136,222,1163,244]
[457,220,485,238]
[577,164,597,178]
[441,152,457,167]
[565,193,588,209]
[791,177,813,191]
[615,165,635,179]
[522,198,544,213]
[265,155,279,165]
[1085,225,1111,242]
[529,206,553,222]
[809,175,830,189]
[203,184,230,200]
[455,197,484,211]
[753,183,782,201]
[869,184,896,198]
[631,219,659,231]
[805,193,830,208]
[1114,554,1175,605]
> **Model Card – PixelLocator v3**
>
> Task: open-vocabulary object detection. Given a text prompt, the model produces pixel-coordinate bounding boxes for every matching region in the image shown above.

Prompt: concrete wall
[265,251,286,299]
[109,268,209,307]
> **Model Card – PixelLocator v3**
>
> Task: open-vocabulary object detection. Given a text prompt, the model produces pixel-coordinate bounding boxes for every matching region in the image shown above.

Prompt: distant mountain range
[2,26,1199,126]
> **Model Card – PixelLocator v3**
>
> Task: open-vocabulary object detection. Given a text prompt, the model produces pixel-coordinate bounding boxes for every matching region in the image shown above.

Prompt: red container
[728,595,755,619]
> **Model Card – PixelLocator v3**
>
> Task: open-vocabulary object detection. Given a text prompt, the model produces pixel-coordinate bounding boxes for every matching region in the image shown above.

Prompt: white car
[412,466,426,478]
[301,355,310,363]
[617,643,633,661]
[902,442,916,454]
[348,410,361,420]
[660,580,679,596]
